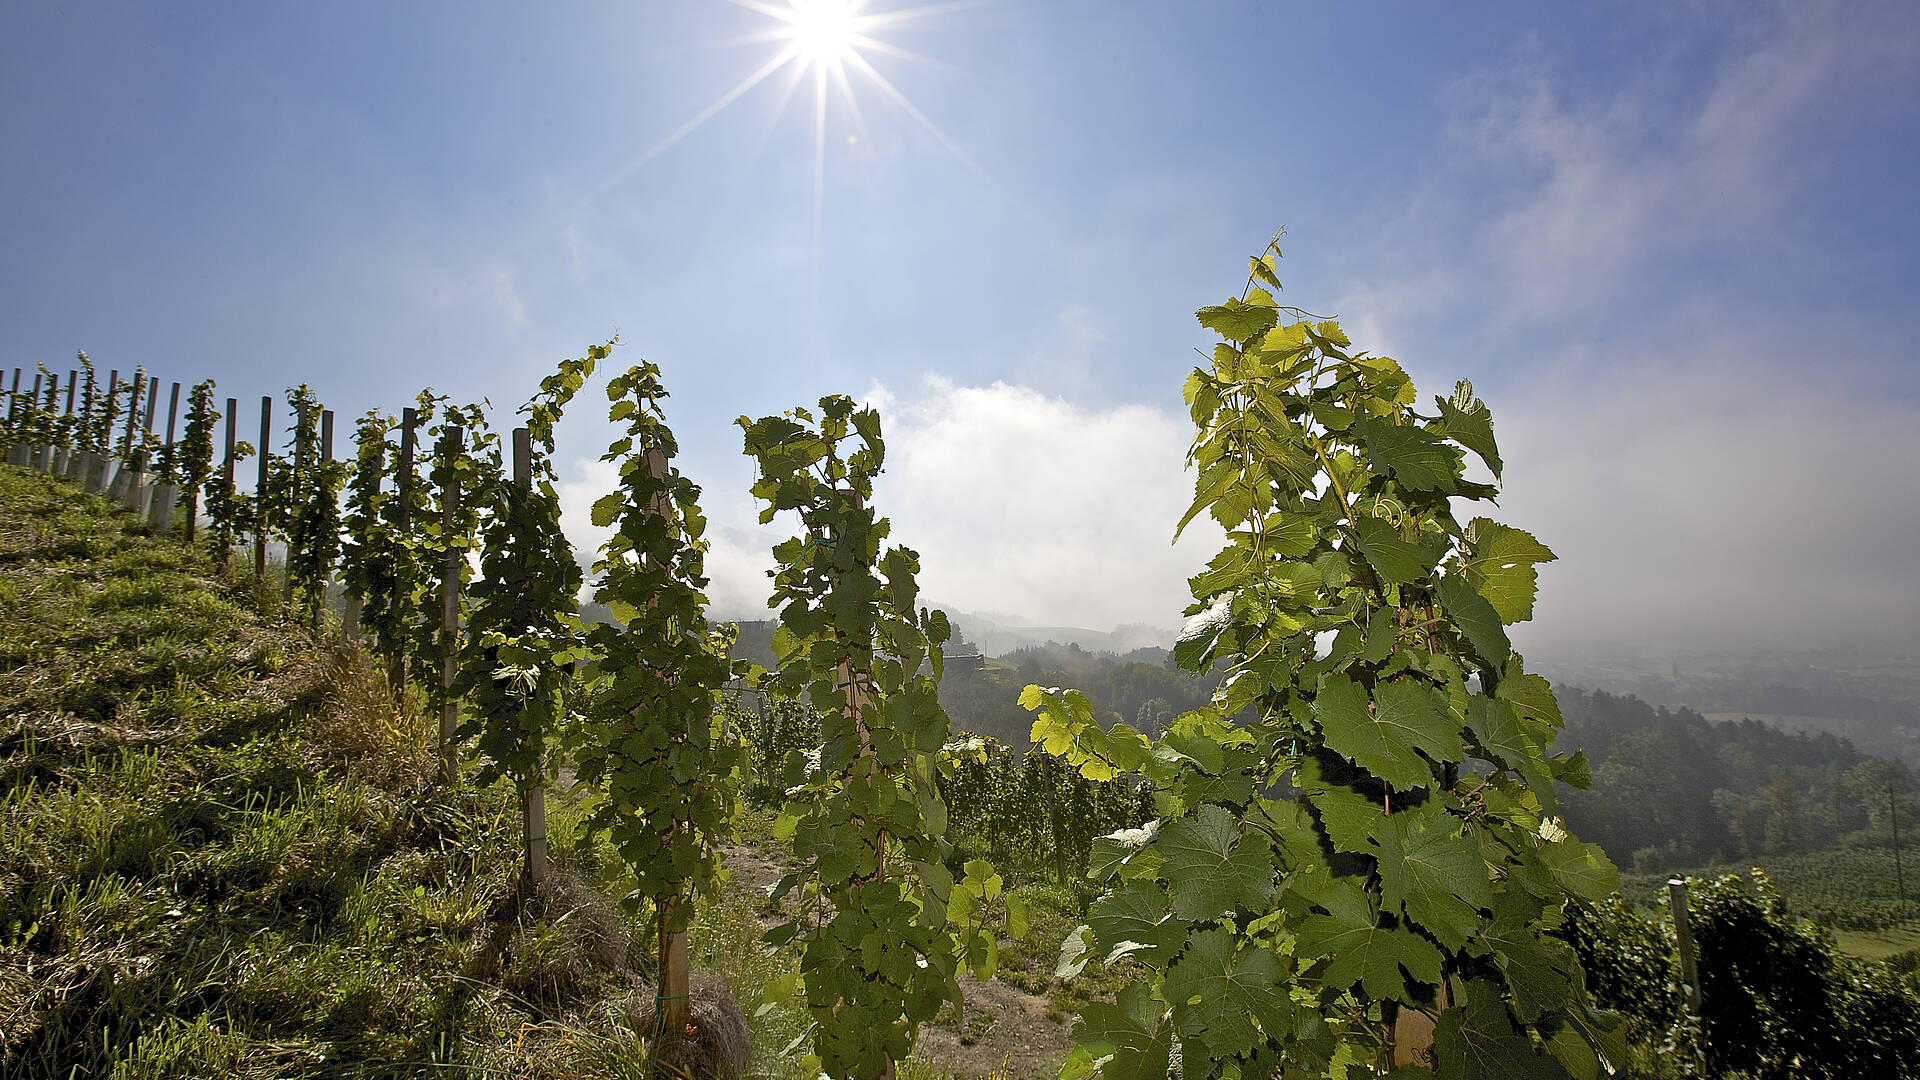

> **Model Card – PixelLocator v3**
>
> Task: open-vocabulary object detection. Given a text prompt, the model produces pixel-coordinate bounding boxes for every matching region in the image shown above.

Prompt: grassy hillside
[0,465,1087,1080]
[0,466,761,1078]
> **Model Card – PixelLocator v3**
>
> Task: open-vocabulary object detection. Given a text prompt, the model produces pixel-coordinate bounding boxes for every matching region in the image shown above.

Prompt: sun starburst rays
[590,0,987,261]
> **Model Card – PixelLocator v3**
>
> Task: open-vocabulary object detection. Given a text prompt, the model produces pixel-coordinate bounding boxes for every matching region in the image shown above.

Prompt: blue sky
[4,1,1917,658]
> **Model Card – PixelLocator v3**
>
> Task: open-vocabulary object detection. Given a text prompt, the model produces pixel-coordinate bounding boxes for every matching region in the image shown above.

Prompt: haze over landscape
[5,1,1917,675]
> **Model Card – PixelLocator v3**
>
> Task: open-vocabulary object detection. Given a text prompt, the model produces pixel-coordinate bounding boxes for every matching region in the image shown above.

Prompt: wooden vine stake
[148,382,181,533]
[313,410,334,635]
[214,397,236,559]
[513,426,549,886]
[390,406,418,700]
[830,487,899,1080]
[254,395,271,578]
[438,422,463,782]
[60,369,77,477]
[285,400,309,606]
[342,411,363,646]
[640,443,691,1033]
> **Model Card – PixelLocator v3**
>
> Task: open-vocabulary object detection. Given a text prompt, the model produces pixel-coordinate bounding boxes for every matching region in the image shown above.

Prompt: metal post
[4,370,20,467]
[203,396,235,552]
[512,427,548,887]
[342,413,363,638]
[6,369,18,456]
[86,370,119,494]
[254,396,271,579]
[148,382,183,532]
[112,372,143,505]
[123,372,141,458]
[438,422,463,782]
[60,369,78,476]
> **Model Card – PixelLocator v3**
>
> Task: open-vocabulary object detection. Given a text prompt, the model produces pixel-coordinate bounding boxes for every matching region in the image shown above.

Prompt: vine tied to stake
[1028,237,1625,1080]
[741,396,1009,1080]
[575,353,742,1037]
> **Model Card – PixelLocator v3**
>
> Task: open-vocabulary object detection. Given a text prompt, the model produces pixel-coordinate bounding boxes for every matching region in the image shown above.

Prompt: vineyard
[1624,848,1919,933]
[4,244,1920,1079]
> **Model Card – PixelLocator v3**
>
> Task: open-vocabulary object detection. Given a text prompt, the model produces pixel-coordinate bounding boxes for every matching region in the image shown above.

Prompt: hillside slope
[0,466,668,1078]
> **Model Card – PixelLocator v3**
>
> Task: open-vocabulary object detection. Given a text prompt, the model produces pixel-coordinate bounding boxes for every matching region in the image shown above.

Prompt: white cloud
[554,455,782,619]
[871,377,1216,630]
[1423,0,1920,324]
[554,378,1220,633]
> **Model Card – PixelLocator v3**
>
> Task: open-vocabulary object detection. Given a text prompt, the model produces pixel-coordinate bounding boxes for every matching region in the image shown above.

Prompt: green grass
[1623,846,1920,933]
[0,465,719,1078]
[1831,923,1920,963]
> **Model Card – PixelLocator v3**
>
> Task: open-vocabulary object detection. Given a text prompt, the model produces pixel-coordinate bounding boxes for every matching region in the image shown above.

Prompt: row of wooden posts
[3,365,553,886]
[3,365,188,530]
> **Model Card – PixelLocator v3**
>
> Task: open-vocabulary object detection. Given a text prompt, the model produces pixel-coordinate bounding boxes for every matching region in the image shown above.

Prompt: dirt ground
[719,843,1075,1080]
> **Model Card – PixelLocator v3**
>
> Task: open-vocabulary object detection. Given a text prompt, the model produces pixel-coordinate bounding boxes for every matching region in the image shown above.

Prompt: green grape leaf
[1369,804,1491,951]
[1315,675,1462,792]
[1530,838,1618,901]
[1436,575,1510,675]
[1480,893,1580,1023]
[1356,417,1460,492]
[1300,774,1380,857]
[1057,925,1092,978]
[1161,928,1296,1059]
[1348,517,1443,587]
[1495,671,1562,730]
[1460,519,1555,624]
[1463,695,1528,763]
[1293,874,1443,999]
[1069,983,1172,1080]
[1087,880,1182,967]
[1249,251,1283,291]
[1434,982,1565,1080]
[1155,804,1277,921]
[1435,381,1502,480]
[1197,297,1280,344]
[1174,596,1235,672]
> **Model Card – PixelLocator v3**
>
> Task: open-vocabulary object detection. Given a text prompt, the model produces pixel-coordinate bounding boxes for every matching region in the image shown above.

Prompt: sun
[592,0,988,245]
[780,0,863,70]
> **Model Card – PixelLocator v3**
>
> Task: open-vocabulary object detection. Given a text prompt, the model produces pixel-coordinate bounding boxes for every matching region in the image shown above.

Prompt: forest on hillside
[905,639,1919,891]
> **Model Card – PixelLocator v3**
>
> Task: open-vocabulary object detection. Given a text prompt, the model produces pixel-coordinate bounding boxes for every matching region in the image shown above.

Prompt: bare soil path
[718,842,1074,1079]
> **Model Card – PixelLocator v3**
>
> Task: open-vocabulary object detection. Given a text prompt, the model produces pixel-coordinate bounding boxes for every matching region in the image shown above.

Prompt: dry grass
[307,643,435,790]
[631,974,752,1080]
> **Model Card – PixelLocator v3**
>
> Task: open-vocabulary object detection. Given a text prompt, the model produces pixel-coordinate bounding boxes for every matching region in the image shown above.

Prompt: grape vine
[282,386,344,627]
[741,396,1001,1080]
[573,356,744,1036]
[176,381,219,543]
[74,353,100,455]
[458,342,607,881]
[414,397,501,770]
[1030,239,1624,1079]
